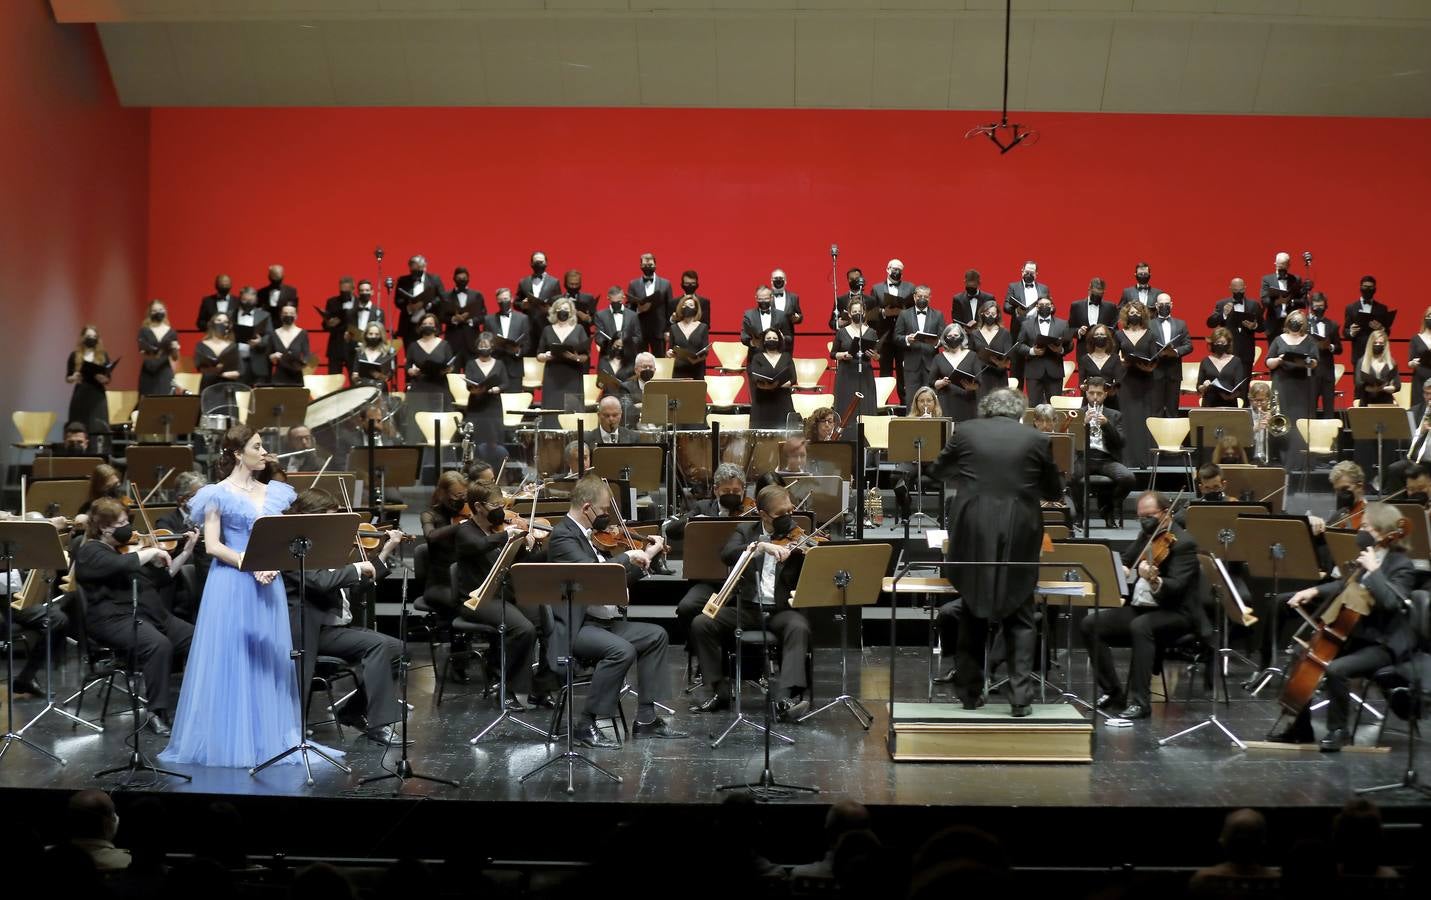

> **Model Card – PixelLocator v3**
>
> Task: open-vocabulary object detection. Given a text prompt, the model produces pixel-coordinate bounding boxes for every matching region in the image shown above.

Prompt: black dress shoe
[689,694,731,714]
[503,697,528,713]
[363,725,414,747]
[1117,703,1150,720]
[1096,692,1126,711]
[960,697,986,710]
[651,559,675,576]
[1010,704,1032,718]
[1319,727,1350,752]
[632,717,689,739]
[574,721,619,749]
[776,697,810,722]
[10,679,43,698]
[526,694,556,710]
[932,668,957,684]
[144,714,171,737]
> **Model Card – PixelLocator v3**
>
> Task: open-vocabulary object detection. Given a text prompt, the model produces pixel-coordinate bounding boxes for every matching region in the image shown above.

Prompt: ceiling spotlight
[966,0,1037,156]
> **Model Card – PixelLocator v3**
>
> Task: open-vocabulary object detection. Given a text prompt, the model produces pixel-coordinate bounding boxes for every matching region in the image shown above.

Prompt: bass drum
[517,428,574,479]
[675,428,754,491]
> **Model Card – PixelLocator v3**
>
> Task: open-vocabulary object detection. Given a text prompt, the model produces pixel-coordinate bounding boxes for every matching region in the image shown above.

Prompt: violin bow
[335,475,373,566]
[140,467,176,506]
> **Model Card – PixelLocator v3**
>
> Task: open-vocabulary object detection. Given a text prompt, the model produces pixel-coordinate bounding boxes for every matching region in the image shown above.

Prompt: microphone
[383,276,394,292]
[830,244,839,259]
[1302,251,1313,265]
[375,245,384,261]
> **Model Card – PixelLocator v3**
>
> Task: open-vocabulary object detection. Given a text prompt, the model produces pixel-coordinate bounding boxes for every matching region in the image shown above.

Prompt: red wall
[0,2,148,461]
[148,107,1431,367]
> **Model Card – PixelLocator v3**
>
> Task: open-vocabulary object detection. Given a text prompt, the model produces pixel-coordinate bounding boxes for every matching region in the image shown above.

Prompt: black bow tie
[643,276,653,283]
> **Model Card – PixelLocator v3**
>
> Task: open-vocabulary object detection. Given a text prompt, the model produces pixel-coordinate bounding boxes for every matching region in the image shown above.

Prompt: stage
[2,643,1429,869]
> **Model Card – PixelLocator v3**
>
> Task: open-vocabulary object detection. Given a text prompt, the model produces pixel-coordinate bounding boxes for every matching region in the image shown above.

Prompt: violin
[355,522,413,550]
[771,510,845,552]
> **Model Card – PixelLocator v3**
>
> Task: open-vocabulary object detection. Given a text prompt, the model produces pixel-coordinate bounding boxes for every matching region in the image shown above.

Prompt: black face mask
[944,334,963,350]
[214,322,230,336]
[1128,315,1143,326]
[641,264,656,276]
[358,293,373,304]
[1036,307,1052,319]
[365,336,382,348]
[848,281,862,292]
[850,312,864,323]
[764,339,781,351]
[556,309,571,322]
[150,311,165,322]
[718,492,746,512]
[109,523,134,545]
[590,512,611,532]
[1311,307,1326,318]
[1136,273,1150,284]
[1424,317,1431,330]
[1213,343,1229,354]
[915,299,929,310]
[983,310,999,323]
[770,514,796,538]
[447,498,467,514]
[1202,490,1225,503]
[1089,293,1104,303]
[476,347,493,359]
[1361,287,1376,300]
[1023,274,1035,284]
[682,305,697,319]
[532,263,546,276]
[104,486,121,499]
[757,299,772,310]
[1335,488,1357,510]
[419,325,437,337]
[498,298,512,311]
[771,278,785,290]
[281,314,296,326]
[682,285,698,296]
[1288,320,1304,333]
[1139,516,1161,533]
[1231,291,1246,301]
[1156,305,1171,318]
[83,336,98,348]
[638,370,655,383]
[1374,344,1386,355]
[1091,337,1108,349]
[486,506,507,527]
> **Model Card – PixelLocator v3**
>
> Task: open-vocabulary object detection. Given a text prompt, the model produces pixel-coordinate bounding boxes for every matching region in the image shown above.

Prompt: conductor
[930,388,1063,717]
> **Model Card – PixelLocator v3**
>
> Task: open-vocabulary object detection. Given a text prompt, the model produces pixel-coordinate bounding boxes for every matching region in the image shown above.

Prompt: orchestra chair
[874,376,899,411]
[705,375,744,410]
[171,372,201,396]
[522,357,545,391]
[64,583,143,728]
[409,543,442,672]
[446,373,471,408]
[415,410,464,470]
[11,410,56,450]
[1007,377,1021,391]
[859,414,892,451]
[501,391,534,428]
[106,390,139,428]
[712,341,749,373]
[557,412,599,433]
[582,374,601,410]
[1154,636,1215,704]
[1253,345,1263,369]
[307,656,361,738]
[1179,362,1201,397]
[1394,381,1413,410]
[537,605,627,743]
[234,389,252,425]
[708,413,750,432]
[1146,417,1195,493]
[434,563,498,708]
[1296,418,1341,465]
[1357,588,1431,753]
[1334,363,1347,402]
[304,373,345,399]
[791,392,829,421]
[652,357,675,380]
[792,358,828,392]
[1061,360,1078,394]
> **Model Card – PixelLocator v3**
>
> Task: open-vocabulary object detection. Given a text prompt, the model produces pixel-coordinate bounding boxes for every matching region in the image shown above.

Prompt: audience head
[1333,797,1386,877]
[824,799,871,849]
[291,863,356,900]
[65,789,119,842]
[1218,808,1267,866]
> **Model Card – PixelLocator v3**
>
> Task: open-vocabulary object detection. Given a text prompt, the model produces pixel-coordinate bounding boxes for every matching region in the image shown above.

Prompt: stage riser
[889,703,1094,763]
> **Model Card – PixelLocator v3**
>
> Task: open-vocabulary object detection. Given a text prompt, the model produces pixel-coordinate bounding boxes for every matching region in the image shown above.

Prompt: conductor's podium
[888,703,1093,763]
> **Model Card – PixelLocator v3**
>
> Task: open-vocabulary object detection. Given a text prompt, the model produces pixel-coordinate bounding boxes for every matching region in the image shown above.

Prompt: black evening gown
[66,352,108,434]
[1356,360,1400,406]
[538,325,590,416]
[1077,353,1125,412]
[138,326,175,396]
[263,329,310,387]
[932,350,978,422]
[1116,330,1157,467]
[1268,334,1319,455]
[747,351,795,429]
[832,325,878,417]
[1197,356,1246,409]
[1409,333,1431,402]
[968,326,1013,399]
[405,339,456,395]
[194,342,236,393]
[669,321,710,379]
[463,359,507,445]
[351,349,395,390]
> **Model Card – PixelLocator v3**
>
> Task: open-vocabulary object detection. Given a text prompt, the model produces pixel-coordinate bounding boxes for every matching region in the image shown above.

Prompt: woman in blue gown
[159,425,335,769]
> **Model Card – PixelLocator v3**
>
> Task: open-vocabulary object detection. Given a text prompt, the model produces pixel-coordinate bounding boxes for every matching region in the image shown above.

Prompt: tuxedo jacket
[1147,316,1193,373]
[1259,271,1304,304]
[483,310,532,381]
[1080,407,1126,460]
[259,283,300,317]
[518,274,562,317]
[1015,317,1072,382]
[1307,316,1343,381]
[1207,297,1263,361]
[1118,285,1162,308]
[594,307,643,366]
[1342,299,1392,358]
[1004,280,1051,331]
[770,290,802,328]
[196,293,239,332]
[321,294,356,357]
[544,514,645,662]
[894,307,948,369]
[829,291,878,330]
[439,288,487,355]
[719,521,804,616]
[233,306,274,379]
[1068,298,1120,352]
[872,282,915,314]
[627,275,673,321]
[951,290,997,327]
[394,273,446,309]
[741,307,795,351]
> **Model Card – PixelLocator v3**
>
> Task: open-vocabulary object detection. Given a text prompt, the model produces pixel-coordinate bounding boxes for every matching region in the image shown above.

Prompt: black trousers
[1288,638,1395,735]
[571,618,669,719]
[314,625,403,727]
[954,599,1036,708]
[1080,605,1192,707]
[12,604,69,684]
[458,598,536,695]
[1024,374,1062,408]
[688,604,810,698]
[1153,369,1182,417]
[88,608,191,714]
[1314,375,1336,417]
[1071,453,1135,520]
[675,582,715,641]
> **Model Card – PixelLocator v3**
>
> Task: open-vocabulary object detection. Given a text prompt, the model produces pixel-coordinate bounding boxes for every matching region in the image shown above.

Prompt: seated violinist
[281,489,407,746]
[1309,461,1366,536]
[74,497,199,735]
[689,485,813,720]
[669,463,758,639]
[1270,502,1417,750]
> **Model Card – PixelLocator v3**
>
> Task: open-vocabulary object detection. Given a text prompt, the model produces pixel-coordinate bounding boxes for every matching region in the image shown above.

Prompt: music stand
[246,512,359,784]
[134,395,202,443]
[784,475,847,524]
[1220,465,1287,513]
[746,436,786,476]
[348,446,423,519]
[31,457,105,480]
[591,444,664,491]
[247,387,311,432]
[1238,515,1322,696]
[1037,540,1124,716]
[124,444,194,497]
[642,379,706,521]
[468,535,548,744]
[1158,553,1255,749]
[1391,504,1431,560]
[1322,528,1363,572]
[1182,503,1270,559]
[0,521,71,767]
[510,562,628,795]
[680,517,809,579]
[808,441,855,480]
[1188,409,1254,456]
[23,480,90,519]
[888,418,948,534]
[1346,407,1411,492]
[793,542,893,729]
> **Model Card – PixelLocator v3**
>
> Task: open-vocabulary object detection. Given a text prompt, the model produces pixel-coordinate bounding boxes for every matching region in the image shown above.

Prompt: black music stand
[1345,407,1411,493]
[591,444,665,520]
[642,379,707,521]
[124,444,195,498]
[510,562,628,795]
[888,418,948,535]
[0,521,71,767]
[784,475,846,525]
[1219,465,1288,512]
[287,471,356,500]
[1182,503,1266,678]
[134,395,202,443]
[468,534,547,744]
[708,543,796,750]
[247,512,359,785]
[31,457,106,480]
[794,542,892,729]
[1239,516,1321,696]
[22,480,90,520]
[1035,540,1125,716]
[1391,504,1431,560]
[348,446,423,522]
[1188,409,1254,463]
[247,387,311,432]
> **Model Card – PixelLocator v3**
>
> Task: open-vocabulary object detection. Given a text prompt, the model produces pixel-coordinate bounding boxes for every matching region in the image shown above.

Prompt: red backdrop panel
[147,107,1431,369]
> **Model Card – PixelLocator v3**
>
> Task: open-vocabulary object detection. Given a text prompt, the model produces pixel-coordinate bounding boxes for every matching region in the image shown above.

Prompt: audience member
[65,788,131,872]
[789,799,872,881]
[1333,797,1399,879]
[1188,808,1278,893]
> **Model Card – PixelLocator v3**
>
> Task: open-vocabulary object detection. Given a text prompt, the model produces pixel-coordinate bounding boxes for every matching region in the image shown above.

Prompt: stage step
[888,702,1093,763]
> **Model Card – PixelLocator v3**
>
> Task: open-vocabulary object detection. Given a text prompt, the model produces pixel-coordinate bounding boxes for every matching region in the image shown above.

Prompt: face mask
[486,506,507,527]
[1202,490,1225,503]
[281,314,295,325]
[1213,343,1229,354]
[1023,273,1035,284]
[944,334,963,350]
[419,325,437,337]
[1139,516,1161,533]
[214,323,230,336]
[915,298,929,310]
[365,335,382,348]
[1424,317,1431,329]
[641,264,656,276]
[358,293,372,304]
[638,370,654,382]
[477,347,493,359]
[1374,344,1386,355]
[1311,307,1326,317]
[771,278,785,290]
[889,272,902,283]
[1361,287,1375,300]
[567,286,582,297]
[454,278,469,291]
[109,523,134,545]
[1156,305,1171,318]
[983,310,998,322]
[718,492,746,512]
[83,336,98,348]
[556,309,571,322]
[1037,307,1052,319]
[1090,293,1104,303]
[771,514,795,537]
[1231,291,1245,301]
[532,263,546,275]
[1288,320,1304,333]
[1335,488,1357,509]
[1136,272,1150,284]
[764,339,781,351]
[1128,315,1143,326]
[682,305,697,318]
[447,498,467,513]
[1355,529,1376,551]
[848,281,862,292]
[850,312,864,323]
[1091,337,1108,349]
[498,298,512,311]
[591,511,611,532]
[758,299,772,309]
[150,310,165,322]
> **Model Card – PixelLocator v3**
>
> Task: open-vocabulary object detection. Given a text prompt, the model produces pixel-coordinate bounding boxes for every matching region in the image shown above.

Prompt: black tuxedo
[321,293,357,370]
[1119,285,1162,308]
[1004,280,1051,331]
[1341,298,1392,361]
[1307,314,1343,413]
[871,281,915,319]
[1207,297,1263,377]
[74,540,192,714]
[873,282,915,385]
[283,561,402,728]
[393,273,445,345]
[232,305,273,384]
[1070,407,1133,523]
[588,425,641,449]
[894,306,947,400]
[439,287,486,365]
[1067,297,1120,355]
[483,310,532,383]
[593,306,642,381]
[1384,403,1431,496]
[517,273,562,334]
[769,290,802,330]
[258,282,299,317]
[1148,315,1193,416]
[628,275,674,355]
[741,307,795,353]
[829,291,878,330]
[196,293,239,332]
[1259,271,1305,305]
[951,290,996,328]
[544,514,668,719]
[1015,316,1071,406]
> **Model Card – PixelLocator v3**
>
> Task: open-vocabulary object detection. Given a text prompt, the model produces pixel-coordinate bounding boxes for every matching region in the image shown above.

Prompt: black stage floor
[3,644,1429,867]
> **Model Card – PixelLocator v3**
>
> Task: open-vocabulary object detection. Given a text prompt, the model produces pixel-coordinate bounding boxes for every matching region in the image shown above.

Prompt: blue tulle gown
[159,479,339,768]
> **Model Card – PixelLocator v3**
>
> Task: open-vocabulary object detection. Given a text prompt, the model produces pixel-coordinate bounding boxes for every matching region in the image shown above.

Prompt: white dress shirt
[568,512,621,620]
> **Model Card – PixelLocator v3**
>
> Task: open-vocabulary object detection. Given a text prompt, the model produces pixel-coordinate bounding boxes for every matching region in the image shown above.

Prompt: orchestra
[10,248,1431,780]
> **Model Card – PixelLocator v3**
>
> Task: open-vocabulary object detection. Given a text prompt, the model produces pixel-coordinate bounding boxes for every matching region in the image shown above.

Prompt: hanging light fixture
[965,0,1038,154]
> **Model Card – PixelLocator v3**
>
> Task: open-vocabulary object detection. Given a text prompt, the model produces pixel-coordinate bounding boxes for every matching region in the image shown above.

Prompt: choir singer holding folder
[895,285,946,401]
